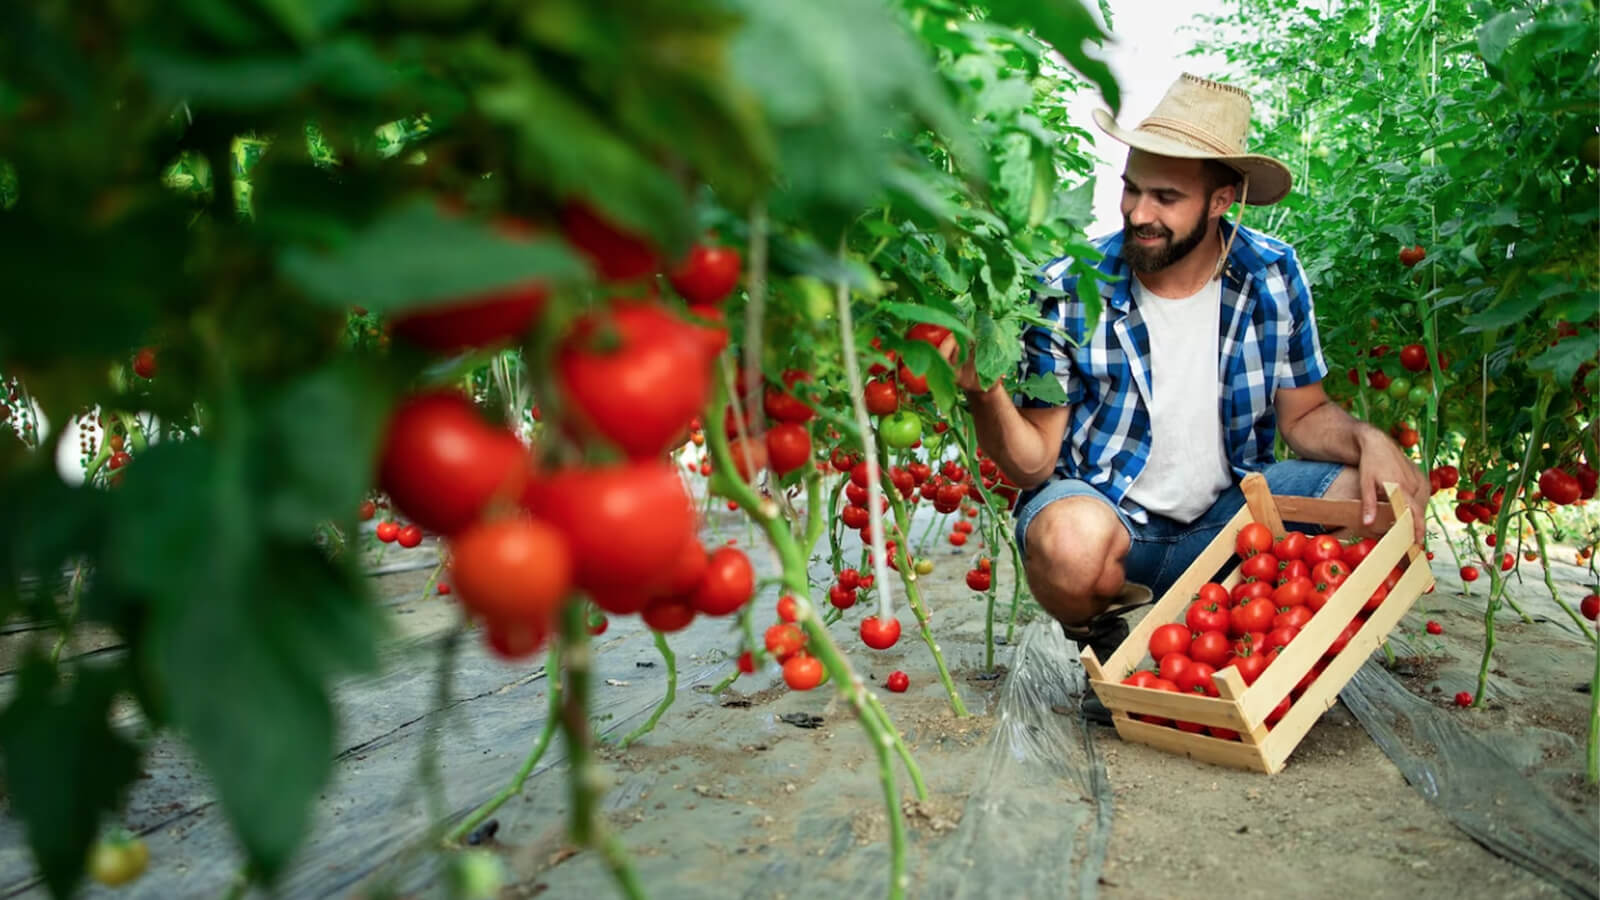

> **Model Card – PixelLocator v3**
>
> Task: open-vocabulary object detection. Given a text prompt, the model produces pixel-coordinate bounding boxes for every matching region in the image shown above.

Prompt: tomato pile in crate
[1082,474,1435,774]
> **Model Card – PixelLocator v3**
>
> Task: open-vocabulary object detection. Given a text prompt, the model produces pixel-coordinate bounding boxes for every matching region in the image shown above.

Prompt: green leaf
[136,38,395,106]
[876,300,972,341]
[1016,372,1070,404]
[974,311,1022,387]
[1528,337,1596,383]
[257,363,392,537]
[1460,291,1544,331]
[1478,9,1531,68]
[278,200,586,313]
[984,0,1120,114]
[0,658,141,899]
[899,341,957,415]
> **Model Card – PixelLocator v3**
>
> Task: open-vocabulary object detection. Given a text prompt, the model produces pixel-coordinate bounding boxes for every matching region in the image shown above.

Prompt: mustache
[1130,225,1170,239]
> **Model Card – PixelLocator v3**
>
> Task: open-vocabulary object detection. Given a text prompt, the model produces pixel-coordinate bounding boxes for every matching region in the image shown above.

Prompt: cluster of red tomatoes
[1118,523,1412,740]
[374,203,758,658]
[1536,463,1598,506]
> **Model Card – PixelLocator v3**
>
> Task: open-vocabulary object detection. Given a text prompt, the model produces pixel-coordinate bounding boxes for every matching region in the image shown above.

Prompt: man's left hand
[1356,428,1429,545]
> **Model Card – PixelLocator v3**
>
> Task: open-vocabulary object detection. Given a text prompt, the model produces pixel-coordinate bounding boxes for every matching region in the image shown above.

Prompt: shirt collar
[1099,218,1279,313]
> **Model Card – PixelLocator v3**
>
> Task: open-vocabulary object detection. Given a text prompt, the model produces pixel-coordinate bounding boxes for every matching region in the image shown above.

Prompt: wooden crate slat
[1234,506,1416,726]
[1273,496,1396,532]
[1113,716,1274,773]
[1088,681,1253,730]
[1261,553,1434,771]
[1241,472,1286,536]
[1095,504,1253,676]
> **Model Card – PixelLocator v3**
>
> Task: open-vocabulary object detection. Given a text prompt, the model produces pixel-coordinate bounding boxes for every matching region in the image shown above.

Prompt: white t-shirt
[1123,275,1233,522]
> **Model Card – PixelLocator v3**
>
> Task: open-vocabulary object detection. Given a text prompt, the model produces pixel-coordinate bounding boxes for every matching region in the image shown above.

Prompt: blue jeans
[1013,461,1345,599]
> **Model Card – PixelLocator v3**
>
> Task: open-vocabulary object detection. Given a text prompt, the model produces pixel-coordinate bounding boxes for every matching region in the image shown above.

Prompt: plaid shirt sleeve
[1276,247,1329,389]
[1014,262,1084,409]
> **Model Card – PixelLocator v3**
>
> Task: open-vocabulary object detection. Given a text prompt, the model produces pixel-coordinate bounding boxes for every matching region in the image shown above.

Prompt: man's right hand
[939,334,1000,395]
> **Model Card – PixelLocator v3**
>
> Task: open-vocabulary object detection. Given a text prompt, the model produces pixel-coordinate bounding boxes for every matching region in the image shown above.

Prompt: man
[940,74,1427,723]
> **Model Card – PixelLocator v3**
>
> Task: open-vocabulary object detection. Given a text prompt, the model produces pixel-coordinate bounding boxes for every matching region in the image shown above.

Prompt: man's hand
[938,334,1000,395]
[1356,428,1429,545]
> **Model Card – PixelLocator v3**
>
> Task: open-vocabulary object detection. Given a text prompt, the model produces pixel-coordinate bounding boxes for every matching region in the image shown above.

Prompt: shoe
[1080,691,1114,726]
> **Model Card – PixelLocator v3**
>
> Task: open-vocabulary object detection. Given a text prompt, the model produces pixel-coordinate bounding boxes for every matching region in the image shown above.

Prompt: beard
[1121,206,1208,273]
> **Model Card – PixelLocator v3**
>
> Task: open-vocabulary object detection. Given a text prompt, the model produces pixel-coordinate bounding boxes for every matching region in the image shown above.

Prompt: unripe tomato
[880,410,922,448]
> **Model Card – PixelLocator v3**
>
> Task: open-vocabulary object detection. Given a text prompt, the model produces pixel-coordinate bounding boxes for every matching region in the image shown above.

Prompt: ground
[0,503,1595,899]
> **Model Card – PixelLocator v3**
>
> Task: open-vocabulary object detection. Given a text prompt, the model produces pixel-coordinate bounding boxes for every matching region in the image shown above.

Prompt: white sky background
[1067,0,1235,235]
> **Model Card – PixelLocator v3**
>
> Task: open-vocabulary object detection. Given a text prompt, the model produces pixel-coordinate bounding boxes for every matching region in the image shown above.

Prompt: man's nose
[1126,195,1159,227]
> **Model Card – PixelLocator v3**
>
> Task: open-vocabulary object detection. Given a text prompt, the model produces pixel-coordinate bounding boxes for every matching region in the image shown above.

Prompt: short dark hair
[1202,159,1242,196]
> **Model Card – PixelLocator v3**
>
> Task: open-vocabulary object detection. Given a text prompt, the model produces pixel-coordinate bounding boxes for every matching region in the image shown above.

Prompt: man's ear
[1210,184,1238,218]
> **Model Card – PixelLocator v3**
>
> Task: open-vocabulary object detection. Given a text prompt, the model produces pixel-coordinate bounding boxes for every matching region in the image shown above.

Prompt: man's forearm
[1280,400,1382,464]
[964,384,1059,488]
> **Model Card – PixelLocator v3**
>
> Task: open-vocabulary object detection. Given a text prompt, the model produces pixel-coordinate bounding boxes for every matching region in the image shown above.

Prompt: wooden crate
[1081,473,1434,774]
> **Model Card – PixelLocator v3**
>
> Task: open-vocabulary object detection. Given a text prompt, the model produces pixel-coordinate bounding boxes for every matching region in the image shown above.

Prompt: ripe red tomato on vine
[668,242,742,305]
[1398,245,1426,267]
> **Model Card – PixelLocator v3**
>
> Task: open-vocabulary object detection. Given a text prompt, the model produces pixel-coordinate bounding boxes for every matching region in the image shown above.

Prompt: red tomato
[1189,630,1232,668]
[557,302,712,459]
[1197,582,1231,609]
[1186,600,1229,634]
[764,623,806,661]
[588,614,609,636]
[1231,578,1274,604]
[859,615,902,650]
[358,500,376,521]
[1265,694,1292,726]
[1148,623,1191,660]
[1460,565,1479,582]
[376,521,400,543]
[1398,244,1426,267]
[841,505,869,530]
[837,568,861,590]
[1274,604,1313,630]
[484,617,548,660]
[1426,620,1443,635]
[1326,617,1363,657]
[1399,343,1429,373]
[1341,538,1377,569]
[1233,632,1266,657]
[397,524,423,548]
[1454,690,1473,707]
[437,582,452,596]
[896,364,929,396]
[1306,582,1333,613]
[737,651,757,674]
[1581,594,1599,621]
[561,201,659,281]
[1264,625,1299,653]
[1229,596,1275,636]
[668,243,742,305]
[1499,552,1515,572]
[906,323,952,347]
[1274,531,1308,561]
[766,371,815,424]
[726,437,768,482]
[1175,661,1218,696]
[522,461,696,599]
[908,462,932,485]
[693,547,754,616]
[948,532,968,546]
[1121,670,1159,688]
[1304,534,1344,565]
[1240,552,1280,581]
[885,670,910,692]
[380,392,528,537]
[1362,583,1388,614]
[830,448,856,473]
[966,569,992,591]
[765,424,812,477]
[642,594,696,632]
[1235,522,1273,558]
[1272,576,1312,608]
[1311,559,1349,591]
[1158,652,1193,684]
[450,517,573,636]
[391,283,547,353]
[1227,650,1268,685]
[783,654,824,691]
[1277,559,1310,584]
[864,380,899,416]
[132,347,159,379]
[828,584,858,609]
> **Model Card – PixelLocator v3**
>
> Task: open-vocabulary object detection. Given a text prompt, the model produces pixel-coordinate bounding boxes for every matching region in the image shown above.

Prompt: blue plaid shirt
[1015,219,1328,524]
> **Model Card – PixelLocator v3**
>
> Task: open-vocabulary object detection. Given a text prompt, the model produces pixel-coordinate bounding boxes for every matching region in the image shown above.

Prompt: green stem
[557,604,645,899]
[420,623,461,828]
[883,480,968,717]
[1005,539,1025,644]
[618,631,676,748]
[706,369,917,900]
[1530,517,1597,644]
[49,561,88,664]
[445,645,563,845]
[1589,628,1599,784]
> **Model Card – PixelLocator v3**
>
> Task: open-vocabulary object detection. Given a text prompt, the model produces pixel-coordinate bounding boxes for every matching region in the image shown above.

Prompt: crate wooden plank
[1241,472,1285,536]
[1088,681,1253,731]
[1113,716,1272,772]
[1234,506,1416,726]
[1210,666,1270,746]
[1261,552,1433,771]
[1273,496,1395,532]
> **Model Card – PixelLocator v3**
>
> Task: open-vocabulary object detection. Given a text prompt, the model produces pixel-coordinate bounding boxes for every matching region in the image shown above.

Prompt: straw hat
[1092,73,1293,206]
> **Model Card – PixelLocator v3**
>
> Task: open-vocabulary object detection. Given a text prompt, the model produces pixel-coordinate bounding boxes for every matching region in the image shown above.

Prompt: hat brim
[1092,109,1293,206]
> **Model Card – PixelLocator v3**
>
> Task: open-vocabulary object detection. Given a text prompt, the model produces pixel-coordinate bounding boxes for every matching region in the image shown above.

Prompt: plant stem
[1589,630,1599,784]
[445,647,563,845]
[1530,517,1597,644]
[882,482,968,717]
[557,604,645,899]
[619,631,676,748]
[1005,540,1025,644]
[420,623,461,827]
[49,561,87,664]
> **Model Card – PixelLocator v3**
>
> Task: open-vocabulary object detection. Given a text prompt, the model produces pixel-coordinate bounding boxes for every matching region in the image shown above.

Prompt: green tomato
[1408,385,1430,406]
[880,411,922,449]
[449,849,505,900]
[1387,376,1412,399]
